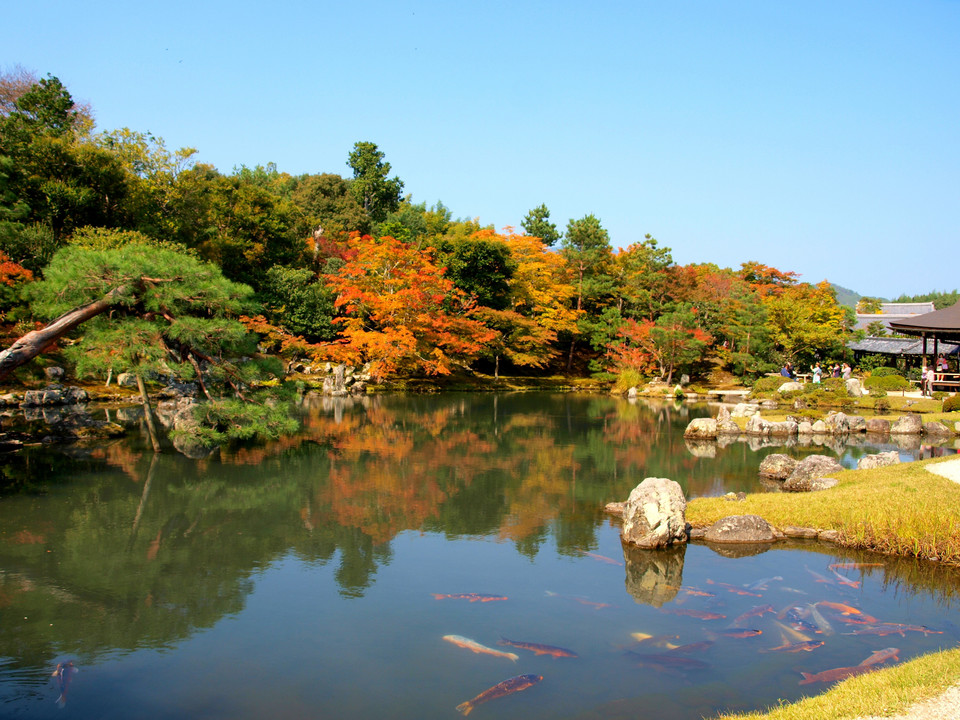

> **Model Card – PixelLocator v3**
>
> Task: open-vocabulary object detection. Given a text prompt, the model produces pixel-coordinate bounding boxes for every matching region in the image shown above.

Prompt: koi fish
[761,639,824,653]
[678,587,716,598]
[772,620,813,643]
[661,608,726,621]
[815,601,863,616]
[806,603,835,636]
[799,648,898,685]
[582,551,622,566]
[829,567,861,588]
[443,635,519,662]
[626,651,711,672]
[804,566,834,584]
[860,647,900,667]
[499,637,578,658]
[744,576,782,592]
[631,632,680,649]
[52,661,77,708]
[667,640,714,653]
[844,623,943,637]
[705,579,762,597]
[456,673,542,716]
[709,628,763,639]
[433,593,507,603]
[731,604,775,627]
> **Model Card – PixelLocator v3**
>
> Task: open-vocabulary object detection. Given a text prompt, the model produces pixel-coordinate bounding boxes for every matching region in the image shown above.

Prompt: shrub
[863,374,911,391]
[871,366,901,377]
[874,397,891,414]
[752,376,784,393]
[943,395,960,413]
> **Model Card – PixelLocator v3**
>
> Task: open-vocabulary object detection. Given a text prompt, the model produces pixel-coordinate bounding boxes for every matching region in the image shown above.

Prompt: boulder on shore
[758,453,797,480]
[781,454,843,492]
[684,418,717,440]
[620,478,687,549]
[703,514,776,544]
[890,413,923,435]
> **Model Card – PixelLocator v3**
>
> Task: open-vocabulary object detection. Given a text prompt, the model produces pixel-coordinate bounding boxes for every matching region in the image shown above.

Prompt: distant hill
[832,284,864,310]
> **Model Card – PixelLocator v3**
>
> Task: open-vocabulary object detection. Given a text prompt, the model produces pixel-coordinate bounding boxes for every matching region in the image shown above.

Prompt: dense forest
[0,70,948,400]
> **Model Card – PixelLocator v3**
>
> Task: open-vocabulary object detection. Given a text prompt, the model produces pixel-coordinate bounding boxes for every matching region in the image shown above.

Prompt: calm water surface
[1,393,958,719]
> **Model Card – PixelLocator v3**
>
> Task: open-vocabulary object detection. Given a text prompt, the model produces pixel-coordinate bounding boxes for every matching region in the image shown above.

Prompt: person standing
[841,363,852,380]
[812,362,822,384]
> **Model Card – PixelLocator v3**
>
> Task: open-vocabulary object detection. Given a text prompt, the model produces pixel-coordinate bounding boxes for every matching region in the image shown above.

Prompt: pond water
[1,392,958,719]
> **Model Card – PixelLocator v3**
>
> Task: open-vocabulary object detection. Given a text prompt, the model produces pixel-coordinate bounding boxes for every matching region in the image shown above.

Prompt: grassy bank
[713,647,960,720]
[687,457,960,565]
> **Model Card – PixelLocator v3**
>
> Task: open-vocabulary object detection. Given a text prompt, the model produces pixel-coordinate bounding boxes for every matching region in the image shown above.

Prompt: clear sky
[6,1,958,298]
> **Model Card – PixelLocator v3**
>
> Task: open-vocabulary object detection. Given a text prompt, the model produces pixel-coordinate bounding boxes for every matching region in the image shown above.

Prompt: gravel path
[851,683,960,720]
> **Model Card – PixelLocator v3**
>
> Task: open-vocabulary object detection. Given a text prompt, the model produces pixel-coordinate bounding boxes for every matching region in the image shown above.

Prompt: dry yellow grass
[687,457,960,565]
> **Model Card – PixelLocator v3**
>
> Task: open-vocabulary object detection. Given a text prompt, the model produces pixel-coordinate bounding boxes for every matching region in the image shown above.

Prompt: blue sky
[6,1,958,298]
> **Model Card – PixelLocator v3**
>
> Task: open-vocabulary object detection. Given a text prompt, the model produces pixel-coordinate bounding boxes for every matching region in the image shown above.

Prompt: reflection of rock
[703,514,776,544]
[758,453,797,480]
[704,542,774,559]
[889,433,922,451]
[857,451,900,470]
[620,478,687,549]
[684,439,716,458]
[621,544,685,608]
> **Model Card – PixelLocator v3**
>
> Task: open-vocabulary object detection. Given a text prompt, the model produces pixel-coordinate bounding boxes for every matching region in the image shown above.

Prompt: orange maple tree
[321,235,496,378]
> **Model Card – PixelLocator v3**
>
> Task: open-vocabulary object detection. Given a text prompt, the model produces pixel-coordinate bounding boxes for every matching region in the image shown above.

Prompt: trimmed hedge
[863,374,911,391]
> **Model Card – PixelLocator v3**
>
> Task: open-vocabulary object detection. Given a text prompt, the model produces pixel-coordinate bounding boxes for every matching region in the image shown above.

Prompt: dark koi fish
[761,639,824,653]
[731,604,775,627]
[456,673,542,716]
[499,637,578,658]
[661,608,726,621]
[667,640,715,653]
[705,579,762,597]
[844,623,942,637]
[710,628,763,639]
[52,661,77,708]
[860,647,900,667]
[433,593,507,603]
[626,650,711,672]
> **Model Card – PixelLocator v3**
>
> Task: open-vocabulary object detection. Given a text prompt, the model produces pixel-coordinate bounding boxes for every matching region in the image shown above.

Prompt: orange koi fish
[844,623,942,637]
[456,674,542,716]
[443,635,518,662]
[544,591,613,609]
[799,648,899,685]
[678,587,716,598]
[815,601,863,616]
[433,593,507,603]
[498,637,578,658]
[661,608,726,621]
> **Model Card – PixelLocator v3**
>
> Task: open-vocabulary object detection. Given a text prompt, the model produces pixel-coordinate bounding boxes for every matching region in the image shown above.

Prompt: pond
[1,392,958,719]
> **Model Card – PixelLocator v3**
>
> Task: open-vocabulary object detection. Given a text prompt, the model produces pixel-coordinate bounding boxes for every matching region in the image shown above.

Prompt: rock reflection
[621,544,685,608]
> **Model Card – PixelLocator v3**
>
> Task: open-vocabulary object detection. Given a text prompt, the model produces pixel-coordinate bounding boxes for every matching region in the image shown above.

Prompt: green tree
[257,264,337,342]
[561,214,615,371]
[346,141,404,223]
[521,203,560,247]
[431,229,515,311]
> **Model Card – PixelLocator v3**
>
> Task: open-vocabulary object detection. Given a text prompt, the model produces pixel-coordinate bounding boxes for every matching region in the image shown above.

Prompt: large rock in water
[758,453,797,480]
[857,451,900,470]
[890,413,923,434]
[684,418,717,439]
[703,514,776,544]
[782,454,843,492]
[620,478,687,549]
